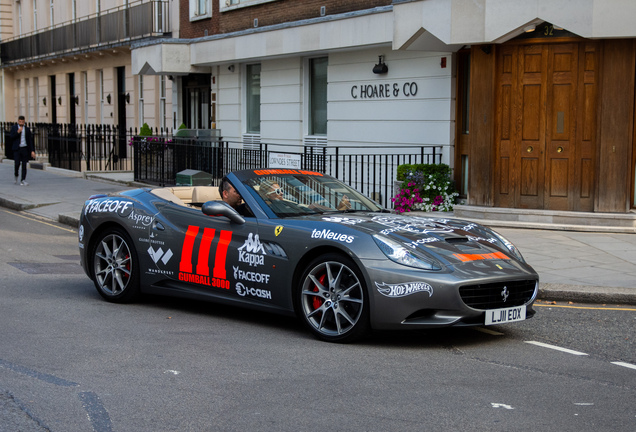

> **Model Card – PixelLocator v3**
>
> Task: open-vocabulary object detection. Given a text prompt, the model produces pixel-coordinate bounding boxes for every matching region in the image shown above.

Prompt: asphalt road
[1,208,634,432]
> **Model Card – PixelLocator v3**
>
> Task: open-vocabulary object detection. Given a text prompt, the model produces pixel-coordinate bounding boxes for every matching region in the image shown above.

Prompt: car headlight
[373,235,441,270]
[490,230,525,262]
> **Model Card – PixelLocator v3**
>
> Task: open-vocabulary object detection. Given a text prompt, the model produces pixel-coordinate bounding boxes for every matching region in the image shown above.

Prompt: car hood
[305,212,531,272]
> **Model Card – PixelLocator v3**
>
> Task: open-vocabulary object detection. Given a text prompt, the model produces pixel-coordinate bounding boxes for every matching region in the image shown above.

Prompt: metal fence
[0,122,443,208]
[1,122,136,172]
[134,138,442,208]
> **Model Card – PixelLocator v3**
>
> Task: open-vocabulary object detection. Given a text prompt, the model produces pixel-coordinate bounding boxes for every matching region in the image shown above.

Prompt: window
[159,75,167,130]
[83,72,89,124]
[308,57,327,136]
[16,80,22,115]
[34,78,39,121]
[50,0,54,26]
[221,0,279,12]
[98,70,104,124]
[246,64,261,134]
[138,75,144,125]
[190,0,211,20]
[18,2,23,35]
[33,0,37,31]
[25,79,30,120]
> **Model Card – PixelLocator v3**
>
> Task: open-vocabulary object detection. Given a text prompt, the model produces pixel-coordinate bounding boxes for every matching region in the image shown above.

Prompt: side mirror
[202,200,245,224]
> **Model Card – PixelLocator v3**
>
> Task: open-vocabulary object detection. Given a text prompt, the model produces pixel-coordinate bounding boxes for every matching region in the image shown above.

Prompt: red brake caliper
[312,273,327,310]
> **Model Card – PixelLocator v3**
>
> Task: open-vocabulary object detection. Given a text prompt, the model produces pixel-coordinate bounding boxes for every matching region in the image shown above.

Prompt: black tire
[296,253,369,343]
[90,227,140,303]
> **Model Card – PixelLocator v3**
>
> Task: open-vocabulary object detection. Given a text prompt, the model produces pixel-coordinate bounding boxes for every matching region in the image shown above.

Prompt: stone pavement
[1,158,635,305]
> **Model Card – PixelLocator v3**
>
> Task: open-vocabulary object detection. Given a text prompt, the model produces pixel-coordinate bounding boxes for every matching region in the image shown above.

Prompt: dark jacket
[9,123,35,152]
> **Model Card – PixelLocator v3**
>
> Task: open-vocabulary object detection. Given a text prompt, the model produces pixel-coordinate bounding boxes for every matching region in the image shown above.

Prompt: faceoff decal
[375,282,434,298]
[179,225,232,289]
[84,199,133,216]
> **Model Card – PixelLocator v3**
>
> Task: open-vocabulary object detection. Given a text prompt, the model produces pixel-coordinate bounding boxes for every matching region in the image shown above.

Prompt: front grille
[459,279,537,310]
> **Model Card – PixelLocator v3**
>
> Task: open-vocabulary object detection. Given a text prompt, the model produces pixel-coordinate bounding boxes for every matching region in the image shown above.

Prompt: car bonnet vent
[445,237,468,244]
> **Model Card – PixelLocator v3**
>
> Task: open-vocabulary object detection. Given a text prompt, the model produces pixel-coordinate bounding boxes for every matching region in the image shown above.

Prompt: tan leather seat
[191,187,222,203]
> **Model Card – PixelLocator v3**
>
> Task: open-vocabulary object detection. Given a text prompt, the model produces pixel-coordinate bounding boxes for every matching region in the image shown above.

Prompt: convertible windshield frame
[236,170,383,218]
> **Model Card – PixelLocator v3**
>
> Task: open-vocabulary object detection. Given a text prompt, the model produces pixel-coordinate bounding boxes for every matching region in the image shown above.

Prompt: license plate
[485,305,526,325]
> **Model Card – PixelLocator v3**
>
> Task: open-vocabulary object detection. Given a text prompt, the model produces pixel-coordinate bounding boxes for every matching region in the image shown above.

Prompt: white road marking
[525,341,588,356]
[574,403,594,406]
[474,327,504,336]
[611,361,636,370]
[164,370,181,375]
[491,403,514,410]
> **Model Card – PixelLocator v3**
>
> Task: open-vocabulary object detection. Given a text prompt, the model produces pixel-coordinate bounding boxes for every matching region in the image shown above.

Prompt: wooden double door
[494,42,598,211]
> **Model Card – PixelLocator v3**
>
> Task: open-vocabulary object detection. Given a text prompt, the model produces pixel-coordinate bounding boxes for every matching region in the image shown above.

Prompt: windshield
[244,173,383,217]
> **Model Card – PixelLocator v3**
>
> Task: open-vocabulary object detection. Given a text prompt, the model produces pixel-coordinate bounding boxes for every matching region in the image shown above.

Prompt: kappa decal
[178,225,232,289]
[375,282,434,298]
[238,233,266,267]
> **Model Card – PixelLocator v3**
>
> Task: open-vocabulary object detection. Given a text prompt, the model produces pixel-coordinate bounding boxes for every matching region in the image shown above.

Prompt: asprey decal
[238,233,266,267]
[128,209,154,229]
[375,282,433,298]
[179,225,232,288]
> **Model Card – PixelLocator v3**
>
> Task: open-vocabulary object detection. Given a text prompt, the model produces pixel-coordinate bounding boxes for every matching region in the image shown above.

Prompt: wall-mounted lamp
[373,55,388,74]
[73,95,79,105]
[168,75,174,81]
[228,64,235,73]
[106,94,111,104]
[125,93,130,104]
[58,96,62,106]
[42,97,47,106]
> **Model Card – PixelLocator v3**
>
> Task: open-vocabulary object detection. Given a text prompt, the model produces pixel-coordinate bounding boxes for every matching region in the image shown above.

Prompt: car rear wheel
[91,228,140,303]
[297,254,369,342]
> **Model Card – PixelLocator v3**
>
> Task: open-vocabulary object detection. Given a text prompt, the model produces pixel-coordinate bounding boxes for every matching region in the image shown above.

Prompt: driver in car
[219,177,252,216]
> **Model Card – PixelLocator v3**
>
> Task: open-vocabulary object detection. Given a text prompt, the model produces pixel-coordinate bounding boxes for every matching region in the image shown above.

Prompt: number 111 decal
[178,225,233,289]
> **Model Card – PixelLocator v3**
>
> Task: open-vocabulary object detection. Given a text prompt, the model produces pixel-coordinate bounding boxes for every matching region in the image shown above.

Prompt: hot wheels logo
[375,282,433,298]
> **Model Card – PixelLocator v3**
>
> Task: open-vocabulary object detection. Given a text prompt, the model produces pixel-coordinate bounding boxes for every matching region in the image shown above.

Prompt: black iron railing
[0,122,442,208]
[0,0,170,65]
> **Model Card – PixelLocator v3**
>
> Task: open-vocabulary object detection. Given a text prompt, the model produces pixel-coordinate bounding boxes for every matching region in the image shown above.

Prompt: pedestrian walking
[9,115,35,186]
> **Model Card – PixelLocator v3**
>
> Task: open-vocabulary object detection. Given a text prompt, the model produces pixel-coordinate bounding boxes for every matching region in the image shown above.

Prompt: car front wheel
[297,254,369,342]
[91,228,140,303]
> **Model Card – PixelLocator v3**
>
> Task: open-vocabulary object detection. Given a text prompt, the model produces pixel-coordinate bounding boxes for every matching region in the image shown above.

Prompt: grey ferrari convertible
[78,168,538,342]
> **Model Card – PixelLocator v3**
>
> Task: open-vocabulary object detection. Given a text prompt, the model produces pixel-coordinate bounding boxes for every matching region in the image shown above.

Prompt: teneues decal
[375,282,433,298]
[238,233,266,267]
[310,229,354,244]
[179,225,232,289]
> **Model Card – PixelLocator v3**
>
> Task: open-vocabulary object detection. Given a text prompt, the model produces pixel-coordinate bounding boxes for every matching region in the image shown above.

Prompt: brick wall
[180,0,392,39]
